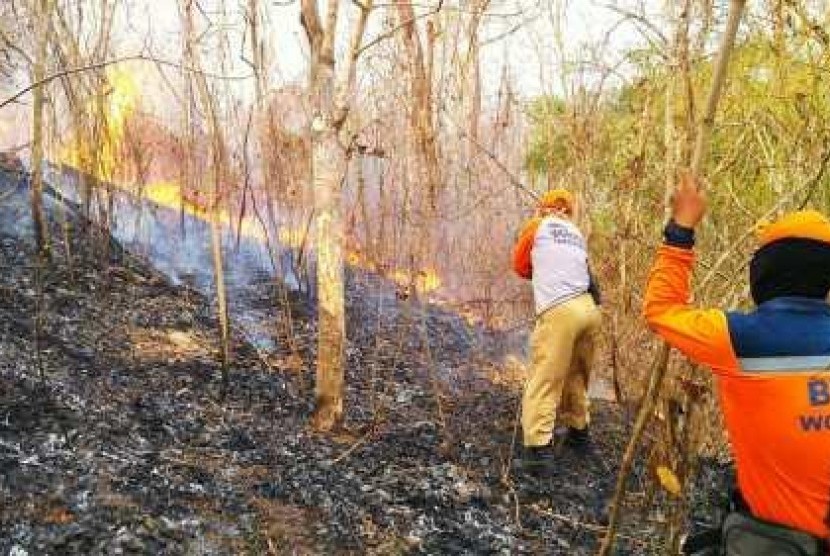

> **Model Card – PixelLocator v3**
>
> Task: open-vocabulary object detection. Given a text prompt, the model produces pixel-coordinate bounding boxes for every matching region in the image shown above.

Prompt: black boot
[521,442,557,476]
[562,426,590,450]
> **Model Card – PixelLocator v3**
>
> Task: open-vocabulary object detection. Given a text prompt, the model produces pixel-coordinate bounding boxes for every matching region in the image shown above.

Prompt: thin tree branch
[0,26,32,65]
[0,53,253,110]
[333,0,374,129]
[357,3,442,56]
[600,3,668,46]
[798,142,830,209]
[690,1,746,176]
[372,1,519,17]
[459,129,537,201]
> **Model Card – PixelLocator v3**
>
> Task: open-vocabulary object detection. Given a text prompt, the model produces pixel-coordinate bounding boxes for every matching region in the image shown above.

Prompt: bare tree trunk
[247,0,266,102]
[311,116,346,430]
[301,0,373,431]
[182,0,232,392]
[397,1,441,210]
[93,77,113,262]
[180,9,195,236]
[356,155,373,262]
[464,1,488,147]
[302,0,344,431]
[91,1,116,260]
[30,0,51,258]
[51,10,93,225]
[52,7,86,219]
[207,144,231,394]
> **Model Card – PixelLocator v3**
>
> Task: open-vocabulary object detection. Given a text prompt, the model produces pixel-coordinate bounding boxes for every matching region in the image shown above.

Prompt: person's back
[513,189,602,470]
[643,174,830,552]
[529,215,591,315]
[720,297,830,537]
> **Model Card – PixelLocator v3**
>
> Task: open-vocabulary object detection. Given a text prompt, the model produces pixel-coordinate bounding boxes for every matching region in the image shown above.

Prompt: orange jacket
[644,244,830,540]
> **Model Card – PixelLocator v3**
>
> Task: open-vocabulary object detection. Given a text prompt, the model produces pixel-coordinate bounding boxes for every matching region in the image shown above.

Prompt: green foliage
[523,27,830,228]
[520,21,830,318]
[523,95,568,179]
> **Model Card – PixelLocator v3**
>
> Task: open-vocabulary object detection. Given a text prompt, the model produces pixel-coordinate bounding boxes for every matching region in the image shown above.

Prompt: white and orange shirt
[512,215,591,315]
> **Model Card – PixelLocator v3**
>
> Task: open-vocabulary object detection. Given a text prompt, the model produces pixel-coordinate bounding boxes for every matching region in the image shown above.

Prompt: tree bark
[397,1,441,210]
[30,0,51,258]
[310,116,346,430]
[301,0,373,431]
[182,0,232,392]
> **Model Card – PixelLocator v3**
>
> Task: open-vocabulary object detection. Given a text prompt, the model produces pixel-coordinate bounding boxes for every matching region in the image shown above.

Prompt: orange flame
[118,179,445,295]
[389,268,442,295]
[60,67,139,181]
[58,66,445,298]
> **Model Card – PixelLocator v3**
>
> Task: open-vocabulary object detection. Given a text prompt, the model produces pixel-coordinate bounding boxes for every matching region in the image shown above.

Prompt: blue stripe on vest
[726,298,830,366]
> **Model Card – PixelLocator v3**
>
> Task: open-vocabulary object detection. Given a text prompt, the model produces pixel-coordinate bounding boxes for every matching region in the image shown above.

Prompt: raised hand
[672,171,707,229]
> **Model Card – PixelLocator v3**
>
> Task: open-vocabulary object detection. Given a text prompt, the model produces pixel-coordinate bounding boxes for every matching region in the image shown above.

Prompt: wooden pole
[597,2,746,554]
[689,0,746,177]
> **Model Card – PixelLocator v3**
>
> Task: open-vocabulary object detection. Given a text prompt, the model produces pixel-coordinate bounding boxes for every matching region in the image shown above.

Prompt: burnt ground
[0,171,732,555]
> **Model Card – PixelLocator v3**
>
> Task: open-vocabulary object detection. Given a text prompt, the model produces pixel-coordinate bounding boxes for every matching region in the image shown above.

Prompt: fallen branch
[329,429,375,466]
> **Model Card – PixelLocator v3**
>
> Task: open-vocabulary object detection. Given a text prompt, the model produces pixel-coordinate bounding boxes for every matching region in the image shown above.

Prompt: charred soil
[0,172,731,555]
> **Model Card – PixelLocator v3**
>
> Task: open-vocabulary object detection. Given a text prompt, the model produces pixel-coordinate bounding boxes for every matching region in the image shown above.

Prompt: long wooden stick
[597,2,746,554]
[689,1,746,176]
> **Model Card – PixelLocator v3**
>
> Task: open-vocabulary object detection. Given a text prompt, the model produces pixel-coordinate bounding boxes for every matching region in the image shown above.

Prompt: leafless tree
[29,0,51,257]
[300,0,373,431]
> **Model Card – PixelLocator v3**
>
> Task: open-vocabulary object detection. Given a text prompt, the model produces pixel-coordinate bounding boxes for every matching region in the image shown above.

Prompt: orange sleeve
[512,218,541,279]
[643,245,738,374]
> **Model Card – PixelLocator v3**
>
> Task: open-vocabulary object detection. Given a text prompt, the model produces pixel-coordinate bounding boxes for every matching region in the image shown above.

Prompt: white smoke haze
[0,0,669,366]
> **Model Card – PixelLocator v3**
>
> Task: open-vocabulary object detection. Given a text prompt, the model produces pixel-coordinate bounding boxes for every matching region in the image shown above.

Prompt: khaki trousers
[522,293,602,447]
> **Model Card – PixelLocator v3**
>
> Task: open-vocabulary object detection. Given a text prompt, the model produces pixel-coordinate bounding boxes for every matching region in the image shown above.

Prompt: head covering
[756,210,830,247]
[750,210,830,304]
[538,189,574,213]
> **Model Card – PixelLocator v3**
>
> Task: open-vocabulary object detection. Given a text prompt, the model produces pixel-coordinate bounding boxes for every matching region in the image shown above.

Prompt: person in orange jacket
[644,173,830,554]
[512,189,602,472]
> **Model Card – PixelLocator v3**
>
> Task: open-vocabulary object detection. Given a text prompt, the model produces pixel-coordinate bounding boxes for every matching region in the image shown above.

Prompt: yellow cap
[538,188,574,212]
[756,210,830,247]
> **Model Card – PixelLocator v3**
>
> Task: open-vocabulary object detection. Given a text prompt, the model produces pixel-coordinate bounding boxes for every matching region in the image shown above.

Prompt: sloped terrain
[0,171,732,555]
